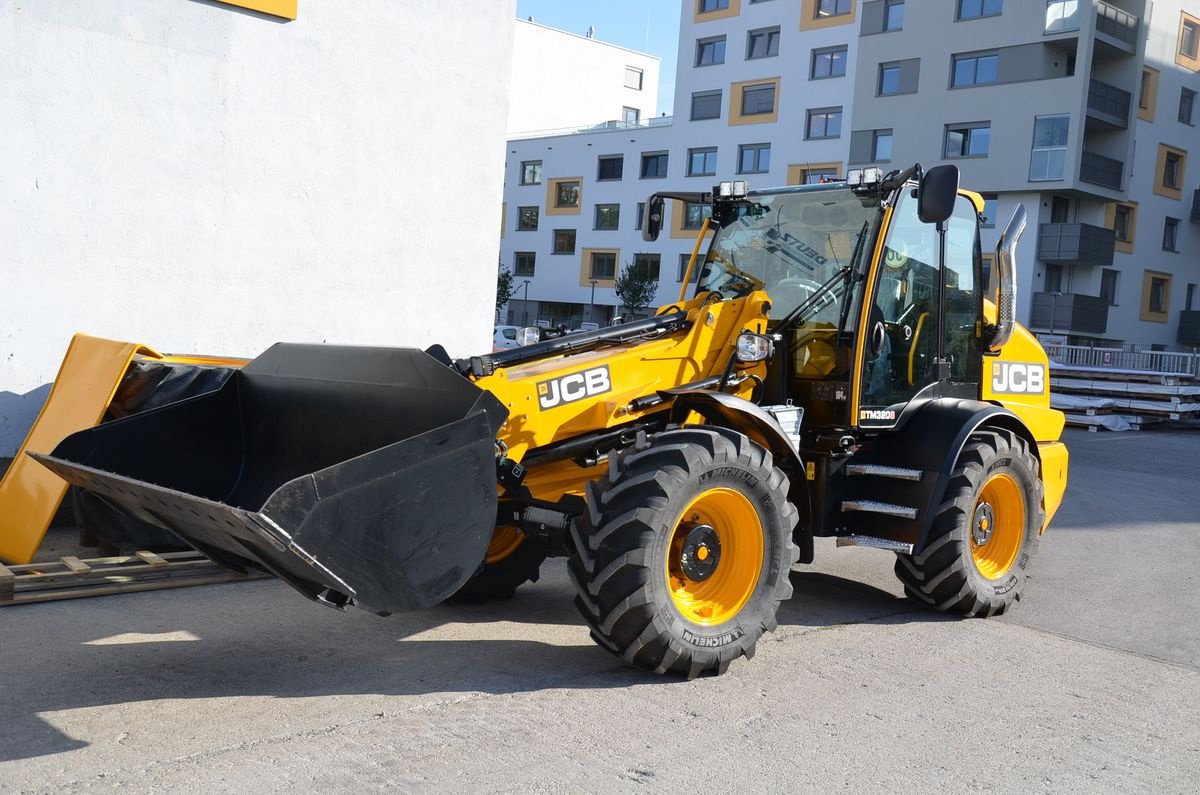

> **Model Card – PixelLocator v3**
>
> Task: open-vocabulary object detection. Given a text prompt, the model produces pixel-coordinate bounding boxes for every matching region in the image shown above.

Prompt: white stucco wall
[0,0,515,455]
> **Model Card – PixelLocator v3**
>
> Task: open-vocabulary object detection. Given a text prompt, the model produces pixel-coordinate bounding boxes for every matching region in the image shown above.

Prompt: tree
[614,259,659,319]
[496,263,516,314]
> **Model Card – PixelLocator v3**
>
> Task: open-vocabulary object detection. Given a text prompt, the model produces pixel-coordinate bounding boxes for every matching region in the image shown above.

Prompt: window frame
[1181,88,1196,125]
[816,0,852,18]
[805,106,843,140]
[884,0,904,31]
[872,129,894,162]
[737,142,771,175]
[811,45,848,79]
[641,152,669,179]
[696,35,727,67]
[632,253,662,281]
[1181,18,1199,59]
[746,26,781,60]
[687,147,719,177]
[551,228,577,255]
[597,155,624,182]
[683,201,712,231]
[516,206,539,231]
[624,66,644,91]
[589,251,617,281]
[741,82,777,115]
[957,0,1003,21]
[951,52,999,88]
[1163,217,1180,252]
[878,64,902,96]
[594,203,621,231]
[944,121,992,158]
[699,0,730,12]
[513,251,536,277]
[1029,114,1070,182]
[554,180,581,209]
[1100,268,1119,306]
[520,160,542,186]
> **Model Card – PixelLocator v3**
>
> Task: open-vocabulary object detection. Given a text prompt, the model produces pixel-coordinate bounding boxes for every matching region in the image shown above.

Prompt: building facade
[501,0,1198,350]
[1,0,516,456]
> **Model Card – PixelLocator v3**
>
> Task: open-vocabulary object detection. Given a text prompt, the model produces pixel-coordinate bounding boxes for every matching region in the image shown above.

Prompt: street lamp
[1049,290,1063,336]
[521,279,531,326]
[589,279,597,324]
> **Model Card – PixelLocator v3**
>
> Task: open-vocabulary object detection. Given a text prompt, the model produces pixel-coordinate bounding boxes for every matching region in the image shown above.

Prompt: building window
[1149,275,1169,313]
[514,252,536,277]
[944,122,991,158]
[552,229,576,255]
[1044,263,1063,293]
[516,206,538,231]
[1164,217,1180,252]
[691,90,722,121]
[632,253,661,280]
[952,52,998,87]
[816,0,852,18]
[806,107,843,139]
[554,180,581,208]
[622,106,640,125]
[879,65,901,95]
[1182,18,1199,59]
[590,251,617,280]
[738,143,771,174]
[688,147,719,177]
[641,152,669,179]
[1029,115,1069,181]
[700,0,730,12]
[1188,283,1197,311]
[801,167,839,184]
[958,0,1002,20]
[741,83,777,115]
[1163,150,1182,189]
[678,254,695,282]
[624,66,644,90]
[1139,69,1153,109]
[597,155,624,181]
[873,129,893,161]
[1100,269,1119,305]
[1050,195,1070,223]
[635,202,645,231]
[683,201,712,230]
[811,46,848,79]
[884,0,904,31]
[980,193,998,227]
[747,27,780,59]
[595,204,620,231]
[520,160,542,185]
[696,36,726,67]
[1181,89,1196,125]
[1113,204,1132,242]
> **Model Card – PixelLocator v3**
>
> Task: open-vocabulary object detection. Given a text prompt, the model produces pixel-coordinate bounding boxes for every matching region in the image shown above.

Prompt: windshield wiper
[773,264,852,333]
[837,220,871,335]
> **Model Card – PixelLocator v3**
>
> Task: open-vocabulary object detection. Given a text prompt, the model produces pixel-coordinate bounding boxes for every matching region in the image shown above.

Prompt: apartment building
[501,0,1198,349]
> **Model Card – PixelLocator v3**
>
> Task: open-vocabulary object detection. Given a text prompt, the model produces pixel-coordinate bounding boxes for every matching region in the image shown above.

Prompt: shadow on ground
[0,557,937,762]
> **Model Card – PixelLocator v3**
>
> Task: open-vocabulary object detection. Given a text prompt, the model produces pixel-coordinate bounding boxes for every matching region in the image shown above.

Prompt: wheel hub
[678,523,721,581]
[972,502,995,547]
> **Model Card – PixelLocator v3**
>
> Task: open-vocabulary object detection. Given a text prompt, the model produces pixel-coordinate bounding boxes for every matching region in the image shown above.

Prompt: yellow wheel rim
[970,473,1024,579]
[485,525,524,564]
[665,487,764,626]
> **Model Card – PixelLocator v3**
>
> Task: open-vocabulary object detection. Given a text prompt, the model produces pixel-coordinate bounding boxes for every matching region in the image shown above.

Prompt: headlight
[517,327,541,346]
[735,332,773,362]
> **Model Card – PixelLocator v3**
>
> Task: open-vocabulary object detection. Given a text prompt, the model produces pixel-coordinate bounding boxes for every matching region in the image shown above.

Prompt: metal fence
[1044,343,1200,378]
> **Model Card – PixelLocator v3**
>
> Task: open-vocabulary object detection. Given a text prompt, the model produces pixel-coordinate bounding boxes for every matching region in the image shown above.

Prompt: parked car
[493,325,521,351]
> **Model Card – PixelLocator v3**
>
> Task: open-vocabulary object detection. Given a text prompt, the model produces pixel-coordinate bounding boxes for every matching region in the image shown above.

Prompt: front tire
[569,427,799,677]
[895,428,1043,617]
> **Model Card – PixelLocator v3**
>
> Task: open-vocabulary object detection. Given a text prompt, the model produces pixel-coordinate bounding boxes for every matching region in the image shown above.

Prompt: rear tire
[450,526,545,603]
[895,428,1043,617]
[569,427,799,677]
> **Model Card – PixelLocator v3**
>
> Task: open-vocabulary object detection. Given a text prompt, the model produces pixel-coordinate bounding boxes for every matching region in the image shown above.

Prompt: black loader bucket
[32,343,508,614]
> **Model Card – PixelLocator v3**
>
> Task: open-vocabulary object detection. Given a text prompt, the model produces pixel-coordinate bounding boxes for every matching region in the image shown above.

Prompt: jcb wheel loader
[34,164,1068,677]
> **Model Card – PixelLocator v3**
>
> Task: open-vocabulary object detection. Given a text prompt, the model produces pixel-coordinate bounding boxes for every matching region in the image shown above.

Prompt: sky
[514,0,681,116]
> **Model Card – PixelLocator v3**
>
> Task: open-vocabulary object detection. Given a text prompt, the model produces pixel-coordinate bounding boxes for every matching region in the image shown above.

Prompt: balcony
[1093,0,1139,56]
[1179,311,1200,344]
[1086,79,1131,129]
[1031,292,1109,336]
[1079,150,1124,190]
[1037,222,1115,268]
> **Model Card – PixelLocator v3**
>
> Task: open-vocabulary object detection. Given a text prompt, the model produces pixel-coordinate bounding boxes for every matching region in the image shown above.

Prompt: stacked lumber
[1050,363,1200,432]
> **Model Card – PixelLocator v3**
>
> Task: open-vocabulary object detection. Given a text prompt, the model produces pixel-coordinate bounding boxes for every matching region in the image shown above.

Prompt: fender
[668,390,813,561]
[873,398,1039,555]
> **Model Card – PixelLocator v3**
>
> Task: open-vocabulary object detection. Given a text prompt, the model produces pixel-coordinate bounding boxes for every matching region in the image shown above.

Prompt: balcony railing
[1086,78,1131,128]
[1044,0,1081,34]
[1037,222,1115,268]
[1079,150,1124,190]
[1030,292,1109,336]
[509,115,674,141]
[1094,0,1139,50]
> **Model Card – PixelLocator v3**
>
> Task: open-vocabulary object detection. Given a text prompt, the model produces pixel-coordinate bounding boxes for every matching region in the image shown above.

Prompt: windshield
[694,185,881,327]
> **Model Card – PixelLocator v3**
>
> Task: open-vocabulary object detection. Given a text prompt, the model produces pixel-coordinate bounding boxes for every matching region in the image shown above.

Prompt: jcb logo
[537,365,612,410]
[992,362,1045,394]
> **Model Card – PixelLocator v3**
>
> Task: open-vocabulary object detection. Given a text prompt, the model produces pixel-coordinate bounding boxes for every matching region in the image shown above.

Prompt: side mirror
[642,195,664,242]
[917,165,960,224]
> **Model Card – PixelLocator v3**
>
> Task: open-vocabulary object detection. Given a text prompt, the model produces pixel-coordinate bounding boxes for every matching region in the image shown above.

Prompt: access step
[844,463,923,481]
[835,535,914,554]
[840,500,918,520]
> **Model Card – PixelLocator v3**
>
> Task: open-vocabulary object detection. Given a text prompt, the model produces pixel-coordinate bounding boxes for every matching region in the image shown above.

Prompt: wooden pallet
[0,550,272,606]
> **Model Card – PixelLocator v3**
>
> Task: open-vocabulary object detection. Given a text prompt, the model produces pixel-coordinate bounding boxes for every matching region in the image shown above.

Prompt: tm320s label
[991,362,1046,394]
[537,365,612,410]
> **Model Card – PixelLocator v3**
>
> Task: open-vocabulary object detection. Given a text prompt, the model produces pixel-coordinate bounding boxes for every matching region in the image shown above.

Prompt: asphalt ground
[0,428,1197,792]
